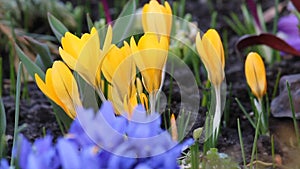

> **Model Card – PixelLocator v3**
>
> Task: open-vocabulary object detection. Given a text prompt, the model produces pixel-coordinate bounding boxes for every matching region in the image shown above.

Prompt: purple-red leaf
[236,33,300,57]
[291,0,300,12]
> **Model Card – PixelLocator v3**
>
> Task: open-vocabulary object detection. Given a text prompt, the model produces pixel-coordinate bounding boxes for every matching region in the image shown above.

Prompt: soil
[2,0,300,168]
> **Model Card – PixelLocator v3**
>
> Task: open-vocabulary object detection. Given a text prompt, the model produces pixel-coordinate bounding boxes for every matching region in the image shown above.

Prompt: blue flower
[278,14,300,52]
[0,159,9,169]
[6,101,193,169]
[76,102,127,151]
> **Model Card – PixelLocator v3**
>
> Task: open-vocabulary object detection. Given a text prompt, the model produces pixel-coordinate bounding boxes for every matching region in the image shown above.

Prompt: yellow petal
[142,0,172,37]
[132,33,168,93]
[35,71,69,117]
[245,52,267,99]
[195,30,224,86]
[205,29,225,69]
[52,61,81,118]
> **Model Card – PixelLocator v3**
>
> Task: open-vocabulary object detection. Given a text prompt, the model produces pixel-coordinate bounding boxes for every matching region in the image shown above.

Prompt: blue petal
[0,159,9,169]
[57,138,80,169]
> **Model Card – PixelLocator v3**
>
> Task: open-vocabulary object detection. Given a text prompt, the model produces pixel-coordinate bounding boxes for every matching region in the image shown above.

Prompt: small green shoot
[237,118,246,168]
[272,70,281,99]
[286,81,300,145]
[250,113,261,169]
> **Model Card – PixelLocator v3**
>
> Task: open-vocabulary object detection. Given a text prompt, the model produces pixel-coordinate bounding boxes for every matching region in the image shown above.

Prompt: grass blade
[286,81,300,145]
[10,62,22,166]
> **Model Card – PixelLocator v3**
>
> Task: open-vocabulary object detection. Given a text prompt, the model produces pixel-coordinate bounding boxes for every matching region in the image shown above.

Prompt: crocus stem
[258,98,267,134]
[212,85,221,145]
[97,88,107,102]
[149,92,156,113]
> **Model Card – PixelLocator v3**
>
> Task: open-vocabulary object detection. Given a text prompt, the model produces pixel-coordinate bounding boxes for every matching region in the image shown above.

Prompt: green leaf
[15,45,45,80]
[35,54,46,71]
[86,13,94,31]
[24,36,53,69]
[0,99,6,139]
[112,0,136,43]
[48,13,69,42]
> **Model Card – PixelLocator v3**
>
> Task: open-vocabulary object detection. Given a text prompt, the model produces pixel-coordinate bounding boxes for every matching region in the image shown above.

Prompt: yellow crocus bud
[170,114,178,141]
[245,52,267,100]
[35,61,82,119]
[142,0,172,37]
[195,29,225,87]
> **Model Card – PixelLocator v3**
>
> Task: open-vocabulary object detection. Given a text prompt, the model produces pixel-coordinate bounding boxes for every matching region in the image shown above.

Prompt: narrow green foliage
[235,97,256,129]
[190,142,199,169]
[210,11,218,28]
[178,0,186,18]
[272,70,281,99]
[177,110,192,141]
[10,62,22,166]
[223,83,232,127]
[15,44,45,80]
[257,4,267,32]
[9,43,16,95]
[21,66,29,100]
[237,118,246,168]
[112,0,136,43]
[250,113,261,169]
[272,0,279,34]
[201,81,211,107]
[286,81,300,145]
[167,59,174,107]
[25,37,53,70]
[222,29,228,59]
[0,99,6,143]
[48,13,69,42]
[86,13,94,31]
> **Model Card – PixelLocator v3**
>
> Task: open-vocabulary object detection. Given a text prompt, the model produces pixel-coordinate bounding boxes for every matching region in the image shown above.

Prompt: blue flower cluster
[0,102,193,169]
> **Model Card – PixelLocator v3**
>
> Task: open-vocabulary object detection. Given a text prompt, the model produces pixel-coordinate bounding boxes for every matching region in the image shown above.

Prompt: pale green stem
[213,85,221,143]
[149,91,156,114]
[258,98,267,134]
[96,88,106,102]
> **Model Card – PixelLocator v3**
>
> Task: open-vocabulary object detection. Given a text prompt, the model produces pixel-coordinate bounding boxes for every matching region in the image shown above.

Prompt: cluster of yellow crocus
[245,52,267,101]
[35,0,172,118]
[195,29,225,140]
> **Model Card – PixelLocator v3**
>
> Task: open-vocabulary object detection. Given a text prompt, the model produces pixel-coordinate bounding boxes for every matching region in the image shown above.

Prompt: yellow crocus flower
[195,29,225,140]
[195,29,225,86]
[35,61,82,119]
[142,0,172,37]
[59,26,112,101]
[245,52,267,100]
[130,33,168,94]
[102,41,136,114]
[130,33,168,113]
